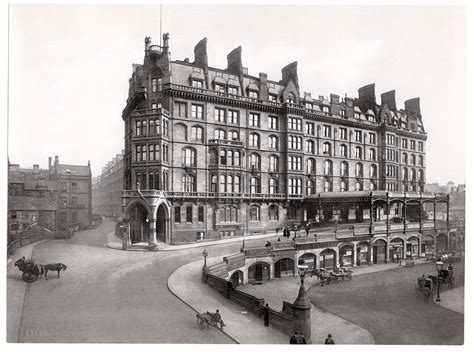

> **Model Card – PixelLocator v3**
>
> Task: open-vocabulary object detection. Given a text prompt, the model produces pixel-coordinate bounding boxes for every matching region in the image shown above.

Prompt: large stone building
[120,34,458,253]
[92,152,124,217]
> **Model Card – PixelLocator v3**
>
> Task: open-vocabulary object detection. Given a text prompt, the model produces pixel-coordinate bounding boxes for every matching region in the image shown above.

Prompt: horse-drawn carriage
[14,257,41,283]
[313,267,353,285]
[429,268,455,290]
[196,311,225,330]
[415,276,434,303]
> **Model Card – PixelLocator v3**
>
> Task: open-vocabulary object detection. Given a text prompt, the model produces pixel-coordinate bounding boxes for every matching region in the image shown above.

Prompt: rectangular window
[152,78,157,92]
[228,110,239,124]
[369,133,376,144]
[323,125,331,138]
[157,78,162,91]
[355,130,362,142]
[186,206,193,223]
[410,140,416,150]
[228,86,238,95]
[191,104,203,119]
[198,206,204,222]
[306,122,315,136]
[214,107,225,122]
[177,102,187,118]
[305,102,313,110]
[249,113,260,127]
[340,128,347,140]
[402,138,408,149]
[215,83,225,93]
[249,91,258,99]
[268,116,278,130]
[192,80,203,88]
[269,94,277,103]
[418,141,423,152]
[71,182,77,192]
[174,206,181,223]
[288,117,302,131]
[60,182,67,192]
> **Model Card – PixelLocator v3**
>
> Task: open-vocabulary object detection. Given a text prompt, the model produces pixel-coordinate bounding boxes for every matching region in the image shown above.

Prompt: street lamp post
[202,249,209,282]
[435,261,443,302]
[294,264,311,344]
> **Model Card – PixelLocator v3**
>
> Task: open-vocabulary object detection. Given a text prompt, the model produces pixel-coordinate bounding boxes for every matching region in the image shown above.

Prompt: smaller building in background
[92,151,124,218]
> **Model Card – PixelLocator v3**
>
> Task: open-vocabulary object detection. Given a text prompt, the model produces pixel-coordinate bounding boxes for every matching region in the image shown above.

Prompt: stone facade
[121,34,429,245]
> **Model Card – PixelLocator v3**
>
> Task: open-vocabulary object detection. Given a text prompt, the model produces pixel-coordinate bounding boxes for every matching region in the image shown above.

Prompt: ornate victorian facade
[121,34,445,249]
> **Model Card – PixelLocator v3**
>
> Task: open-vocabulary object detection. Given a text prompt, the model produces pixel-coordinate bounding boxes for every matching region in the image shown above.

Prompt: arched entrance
[449,233,457,250]
[422,235,435,256]
[129,203,149,244]
[298,253,317,271]
[319,249,336,270]
[248,262,270,283]
[156,203,169,243]
[436,233,448,252]
[389,238,404,262]
[275,258,294,278]
[230,270,244,287]
[339,245,354,267]
[373,239,387,264]
[356,241,369,266]
[406,236,419,259]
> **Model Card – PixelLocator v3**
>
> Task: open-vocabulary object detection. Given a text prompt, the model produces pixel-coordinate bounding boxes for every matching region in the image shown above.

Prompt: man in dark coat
[299,332,307,344]
[325,333,335,344]
[263,303,270,327]
[290,332,298,344]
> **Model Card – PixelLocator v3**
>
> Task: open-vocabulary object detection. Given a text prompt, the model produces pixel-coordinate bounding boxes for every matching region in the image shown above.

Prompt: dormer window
[355,112,360,119]
[215,83,225,93]
[305,102,313,109]
[286,93,296,104]
[269,94,277,102]
[191,80,203,88]
[340,109,346,118]
[322,106,329,113]
[249,90,258,99]
[228,86,238,95]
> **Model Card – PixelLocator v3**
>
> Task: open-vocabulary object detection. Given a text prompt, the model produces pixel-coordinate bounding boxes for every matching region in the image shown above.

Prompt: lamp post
[435,261,443,302]
[294,264,311,343]
[202,249,208,269]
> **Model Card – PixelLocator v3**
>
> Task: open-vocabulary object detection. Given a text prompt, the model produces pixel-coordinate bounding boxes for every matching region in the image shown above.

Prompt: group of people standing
[290,332,307,344]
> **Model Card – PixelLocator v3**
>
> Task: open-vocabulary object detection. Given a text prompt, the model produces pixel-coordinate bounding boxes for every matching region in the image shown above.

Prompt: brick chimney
[227,46,243,76]
[281,61,299,89]
[405,98,421,117]
[194,38,208,68]
[259,72,268,100]
[358,83,376,112]
[381,90,397,111]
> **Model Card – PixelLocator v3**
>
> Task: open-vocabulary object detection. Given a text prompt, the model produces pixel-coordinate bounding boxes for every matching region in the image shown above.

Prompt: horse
[40,263,67,280]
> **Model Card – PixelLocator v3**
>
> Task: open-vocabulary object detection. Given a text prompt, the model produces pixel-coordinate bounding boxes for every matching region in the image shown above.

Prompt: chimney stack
[281,62,299,89]
[227,46,243,76]
[194,38,208,68]
[145,36,151,51]
[405,98,421,117]
[381,90,397,111]
[33,164,39,172]
[259,73,268,100]
[358,83,376,112]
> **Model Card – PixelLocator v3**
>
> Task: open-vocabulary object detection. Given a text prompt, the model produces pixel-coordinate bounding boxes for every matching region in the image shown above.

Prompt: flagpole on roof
[160,4,163,47]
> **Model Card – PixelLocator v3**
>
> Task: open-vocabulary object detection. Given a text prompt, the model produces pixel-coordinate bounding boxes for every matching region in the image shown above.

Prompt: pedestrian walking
[324,334,335,344]
[299,332,307,344]
[290,332,298,344]
[263,303,270,327]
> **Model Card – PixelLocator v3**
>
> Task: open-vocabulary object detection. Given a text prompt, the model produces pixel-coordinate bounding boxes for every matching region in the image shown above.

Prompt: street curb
[8,239,49,343]
[166,262,240,344]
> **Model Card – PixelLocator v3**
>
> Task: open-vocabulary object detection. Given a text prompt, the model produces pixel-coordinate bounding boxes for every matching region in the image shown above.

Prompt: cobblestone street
[308,261,464,344]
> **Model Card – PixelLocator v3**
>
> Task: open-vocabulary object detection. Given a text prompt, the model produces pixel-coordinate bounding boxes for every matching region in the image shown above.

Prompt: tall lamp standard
[435,261,444,302]
[294,264,311,344]
[202,249,209,282]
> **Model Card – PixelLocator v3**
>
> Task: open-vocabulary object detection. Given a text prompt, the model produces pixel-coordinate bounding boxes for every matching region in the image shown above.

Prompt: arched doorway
[436,233,448,252]
[156,203,169,243]
[406,236,419,259]
[298,253,317,271]
[339,245,354,267]
[275,258,294,278]
[373,239,387,264]
[248,262,270,283]
[230,270,244,287]
[319,249,336,270]
[129,203,149,244]
[422,235,435,257]
[449,233,457,250]
[389,238,404,262]
[356,241,369,266]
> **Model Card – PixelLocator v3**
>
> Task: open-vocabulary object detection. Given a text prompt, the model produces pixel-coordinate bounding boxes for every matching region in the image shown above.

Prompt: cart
[196,311,224,330]
[14,257,41,283]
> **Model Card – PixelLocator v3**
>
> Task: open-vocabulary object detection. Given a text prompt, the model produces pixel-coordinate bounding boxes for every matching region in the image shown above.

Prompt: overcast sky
[8,4,466,185]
